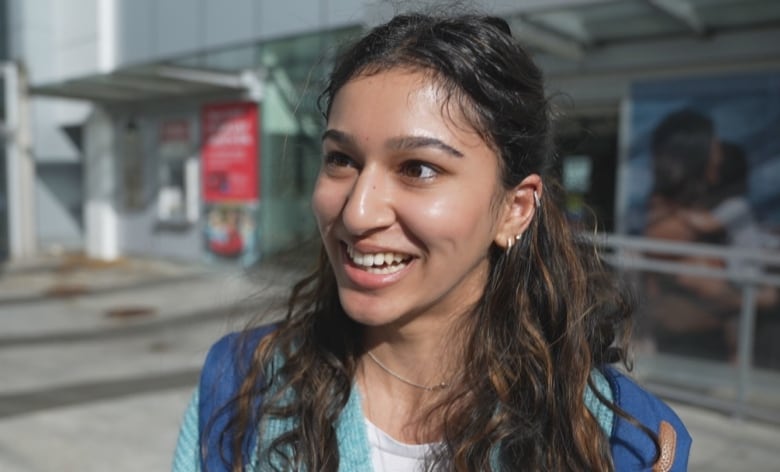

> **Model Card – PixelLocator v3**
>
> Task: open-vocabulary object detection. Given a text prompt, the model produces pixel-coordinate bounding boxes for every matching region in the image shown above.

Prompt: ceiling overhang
[29,65,249,103]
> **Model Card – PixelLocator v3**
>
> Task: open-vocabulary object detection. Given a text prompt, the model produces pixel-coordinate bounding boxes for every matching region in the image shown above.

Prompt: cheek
[407,189,497,247]
[311,177,341,229]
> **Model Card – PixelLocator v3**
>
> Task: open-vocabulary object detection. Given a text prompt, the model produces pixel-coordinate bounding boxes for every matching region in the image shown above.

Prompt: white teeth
[367,265,405,275]
[346,245,411,271]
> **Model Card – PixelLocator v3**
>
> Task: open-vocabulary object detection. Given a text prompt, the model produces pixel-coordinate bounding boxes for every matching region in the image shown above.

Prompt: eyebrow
[321,129,464,158]
[387,136,464,158]
[321,129,354,146]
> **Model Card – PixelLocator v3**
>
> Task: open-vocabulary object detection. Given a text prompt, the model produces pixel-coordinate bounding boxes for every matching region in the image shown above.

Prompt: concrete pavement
[0,253,294,472]
[1,253,779,471]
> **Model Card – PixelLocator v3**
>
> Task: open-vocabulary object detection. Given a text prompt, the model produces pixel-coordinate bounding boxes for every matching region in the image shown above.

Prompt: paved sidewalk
[0,253,210,303]
[0,254,292,472]
[0,254,779,471]
[676,402,780,471]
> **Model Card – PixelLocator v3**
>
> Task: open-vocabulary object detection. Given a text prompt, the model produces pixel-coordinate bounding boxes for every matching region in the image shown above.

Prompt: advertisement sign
[204,202,260,265]
[201,102,259,203]
[621,71,780,366]
[622,72,780,238]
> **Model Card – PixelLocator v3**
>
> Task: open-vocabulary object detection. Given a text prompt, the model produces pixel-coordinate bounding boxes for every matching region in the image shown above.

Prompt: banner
[201,102,259,203]
[622,71,780,366]
[203,202,259,265]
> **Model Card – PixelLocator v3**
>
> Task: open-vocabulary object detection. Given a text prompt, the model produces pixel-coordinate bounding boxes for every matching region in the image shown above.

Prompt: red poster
[201,102,259,203]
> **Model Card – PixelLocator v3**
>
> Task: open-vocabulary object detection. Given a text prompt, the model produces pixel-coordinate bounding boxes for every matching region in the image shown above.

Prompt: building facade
[2,0,780,421]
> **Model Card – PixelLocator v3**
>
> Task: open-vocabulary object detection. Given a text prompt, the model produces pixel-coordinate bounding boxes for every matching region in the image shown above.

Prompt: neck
[362,317,461,388]
[357,307,474,442]
[358,335,453,443]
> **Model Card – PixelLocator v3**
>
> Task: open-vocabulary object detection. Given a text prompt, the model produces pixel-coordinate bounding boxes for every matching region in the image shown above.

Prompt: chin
[341,304,393,327]
[337,291,400,327]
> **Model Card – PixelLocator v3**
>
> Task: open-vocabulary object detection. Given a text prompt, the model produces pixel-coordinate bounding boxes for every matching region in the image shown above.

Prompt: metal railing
[590,233,780,422]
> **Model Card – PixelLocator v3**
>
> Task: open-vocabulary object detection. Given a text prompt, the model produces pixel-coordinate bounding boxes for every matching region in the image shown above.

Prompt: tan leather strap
[652,420,677,472]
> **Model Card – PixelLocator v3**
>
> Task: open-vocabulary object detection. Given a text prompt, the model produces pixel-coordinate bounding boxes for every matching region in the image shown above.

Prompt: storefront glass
[172,27,360,260]
[616,70,780,419]
[256,28,360,257]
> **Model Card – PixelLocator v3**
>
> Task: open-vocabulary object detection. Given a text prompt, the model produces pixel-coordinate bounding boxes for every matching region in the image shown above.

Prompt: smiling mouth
[345,244,413,275]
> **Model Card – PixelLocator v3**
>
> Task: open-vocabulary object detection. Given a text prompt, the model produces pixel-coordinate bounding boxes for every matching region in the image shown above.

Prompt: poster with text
[201,102,260,203]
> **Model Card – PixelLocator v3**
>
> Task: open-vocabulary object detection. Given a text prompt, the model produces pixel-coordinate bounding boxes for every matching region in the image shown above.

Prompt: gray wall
[116,0,366,66]
[9,0,374,86]
[31,98,90,250]
[110,98,220,262]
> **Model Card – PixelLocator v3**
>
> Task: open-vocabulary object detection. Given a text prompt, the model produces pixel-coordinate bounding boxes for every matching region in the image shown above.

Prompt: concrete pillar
[3,62,37,260]
[83,106,118,260]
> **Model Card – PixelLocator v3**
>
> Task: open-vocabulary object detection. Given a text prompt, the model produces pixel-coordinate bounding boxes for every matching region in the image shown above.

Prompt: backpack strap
[198,324,279,472]
[603,367,692,471]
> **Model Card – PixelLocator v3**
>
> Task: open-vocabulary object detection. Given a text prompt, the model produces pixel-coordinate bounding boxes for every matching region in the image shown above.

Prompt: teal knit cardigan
[172,371,614,471]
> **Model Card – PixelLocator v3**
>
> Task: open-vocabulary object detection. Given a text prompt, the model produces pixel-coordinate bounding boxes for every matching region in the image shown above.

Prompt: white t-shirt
[365,418,437,471]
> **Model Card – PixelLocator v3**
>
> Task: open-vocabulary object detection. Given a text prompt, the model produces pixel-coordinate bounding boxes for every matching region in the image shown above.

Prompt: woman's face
[312,69,509,330]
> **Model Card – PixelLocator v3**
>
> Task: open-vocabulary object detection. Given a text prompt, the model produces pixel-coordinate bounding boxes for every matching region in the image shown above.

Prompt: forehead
[326,69,485,150]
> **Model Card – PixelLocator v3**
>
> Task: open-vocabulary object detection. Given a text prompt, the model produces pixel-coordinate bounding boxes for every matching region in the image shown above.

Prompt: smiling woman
[314,69,514,330]
[173,12,691,472]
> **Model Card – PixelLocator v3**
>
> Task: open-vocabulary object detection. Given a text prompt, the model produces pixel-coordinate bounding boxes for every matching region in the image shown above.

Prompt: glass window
[155,118,199,224]
[255,27,360,255]
[556,115,619,232]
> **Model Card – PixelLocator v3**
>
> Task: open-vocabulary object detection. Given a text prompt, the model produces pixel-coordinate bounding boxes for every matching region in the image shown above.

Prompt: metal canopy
[29,65,248,103]
[507,0,780,59]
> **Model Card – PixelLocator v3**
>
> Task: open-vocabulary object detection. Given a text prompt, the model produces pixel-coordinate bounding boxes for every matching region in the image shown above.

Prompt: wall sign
[201,102,260,203]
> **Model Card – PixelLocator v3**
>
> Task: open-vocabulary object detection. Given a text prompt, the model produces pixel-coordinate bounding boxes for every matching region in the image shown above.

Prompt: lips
[344,244,413,275]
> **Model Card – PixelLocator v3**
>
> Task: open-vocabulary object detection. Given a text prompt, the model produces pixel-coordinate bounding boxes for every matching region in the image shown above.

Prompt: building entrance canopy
[29,65,250,103]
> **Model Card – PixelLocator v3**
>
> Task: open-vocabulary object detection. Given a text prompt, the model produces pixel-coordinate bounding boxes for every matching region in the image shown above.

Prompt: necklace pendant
[367,350,450,392]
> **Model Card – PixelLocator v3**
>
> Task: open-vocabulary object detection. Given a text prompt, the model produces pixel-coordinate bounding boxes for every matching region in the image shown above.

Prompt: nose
[341,167,395,236]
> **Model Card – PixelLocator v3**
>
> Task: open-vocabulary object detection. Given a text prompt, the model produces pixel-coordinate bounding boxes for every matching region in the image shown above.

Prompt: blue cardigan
[173,325,691,471]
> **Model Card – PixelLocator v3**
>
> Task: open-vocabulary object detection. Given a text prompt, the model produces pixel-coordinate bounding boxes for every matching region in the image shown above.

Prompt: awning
[505,0,780,60]
[29,64,251,103]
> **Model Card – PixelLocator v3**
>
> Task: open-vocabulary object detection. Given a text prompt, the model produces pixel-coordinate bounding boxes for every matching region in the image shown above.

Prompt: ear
[494,174,542,250]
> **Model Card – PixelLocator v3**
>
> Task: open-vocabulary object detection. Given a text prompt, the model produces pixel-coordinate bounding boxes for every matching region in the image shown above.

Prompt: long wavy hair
[215,13,636,471]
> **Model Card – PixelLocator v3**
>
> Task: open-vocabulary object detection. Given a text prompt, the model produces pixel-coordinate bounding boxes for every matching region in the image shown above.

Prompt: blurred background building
[1,0,779,425]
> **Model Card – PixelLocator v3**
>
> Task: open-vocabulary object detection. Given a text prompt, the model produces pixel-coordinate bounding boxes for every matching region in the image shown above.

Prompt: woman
[174,13,690,471]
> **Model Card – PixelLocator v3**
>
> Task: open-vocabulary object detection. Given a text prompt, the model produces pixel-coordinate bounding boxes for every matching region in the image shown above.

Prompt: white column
[3,62,37,260]
[83,106,119,260]
[97,0,117,73]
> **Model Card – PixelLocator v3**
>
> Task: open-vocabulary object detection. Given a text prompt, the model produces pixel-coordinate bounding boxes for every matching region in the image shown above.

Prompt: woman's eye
[323,151,355,169]
[400,161,439,181]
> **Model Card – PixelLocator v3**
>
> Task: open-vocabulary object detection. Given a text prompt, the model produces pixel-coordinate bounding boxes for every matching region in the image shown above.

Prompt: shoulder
[198,324,280,424]
[197,323,280,472]
[202,324,279,373]
[602,367,692,472]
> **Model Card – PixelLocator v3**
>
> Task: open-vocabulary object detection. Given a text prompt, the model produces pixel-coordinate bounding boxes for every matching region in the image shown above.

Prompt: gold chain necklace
[366,351,449,392]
